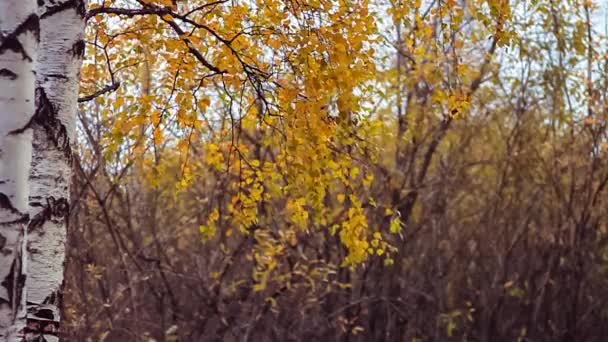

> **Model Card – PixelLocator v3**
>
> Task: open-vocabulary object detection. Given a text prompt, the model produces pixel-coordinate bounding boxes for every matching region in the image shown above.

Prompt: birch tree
[0,0,38,339]
[25,1,86,341]
[1,0,85,340]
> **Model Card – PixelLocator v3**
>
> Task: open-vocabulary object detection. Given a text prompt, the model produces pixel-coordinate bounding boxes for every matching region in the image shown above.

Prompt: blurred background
[66,0,608,341]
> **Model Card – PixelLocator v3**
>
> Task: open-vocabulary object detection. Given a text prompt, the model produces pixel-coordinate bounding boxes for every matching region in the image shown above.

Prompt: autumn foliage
[65,0,608,340]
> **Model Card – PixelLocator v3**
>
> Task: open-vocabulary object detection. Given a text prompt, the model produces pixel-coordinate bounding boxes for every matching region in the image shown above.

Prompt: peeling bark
[25,1,86,341]
[0,0,39,339]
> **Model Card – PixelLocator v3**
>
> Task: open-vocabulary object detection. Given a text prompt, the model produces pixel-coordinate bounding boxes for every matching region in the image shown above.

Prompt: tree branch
[78,81,120,102]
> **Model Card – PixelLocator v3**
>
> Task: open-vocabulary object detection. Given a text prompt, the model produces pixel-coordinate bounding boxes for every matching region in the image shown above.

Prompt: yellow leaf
[199,97,211,110]
[389,217,402,234]
[153,129,163,144]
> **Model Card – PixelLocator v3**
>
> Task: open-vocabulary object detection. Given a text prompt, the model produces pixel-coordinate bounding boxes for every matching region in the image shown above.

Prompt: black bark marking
[0,234,6,253]
[72,39,85,57]
[28,197,69,233]
[32,308,54,320]
[0,14,40,61]
[0,69,18,80]
[35,87,72,159]
[29,201,44,209]
[0,193,23,216]
[41,0,86,19]
[44,73,68,81]
[9,87,72,160]
[1,259,26,313]
[41,290,61,307]
[0,215,30,227]
[75,0,87,17]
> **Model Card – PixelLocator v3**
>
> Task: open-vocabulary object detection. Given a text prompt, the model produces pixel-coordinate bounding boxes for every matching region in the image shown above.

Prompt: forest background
[64,0,608,340]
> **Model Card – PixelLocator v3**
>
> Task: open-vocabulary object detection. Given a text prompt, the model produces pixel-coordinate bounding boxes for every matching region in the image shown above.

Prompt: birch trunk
[0,0,39,339]
[25,1,86,341]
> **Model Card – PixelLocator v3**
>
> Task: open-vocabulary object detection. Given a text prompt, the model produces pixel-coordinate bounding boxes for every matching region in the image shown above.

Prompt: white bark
[26,1,86,341]
[0,0,39,339]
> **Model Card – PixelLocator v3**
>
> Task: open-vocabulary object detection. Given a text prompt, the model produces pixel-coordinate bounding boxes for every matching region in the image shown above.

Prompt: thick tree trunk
[0,0,39,339]
[25,1,86,341]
